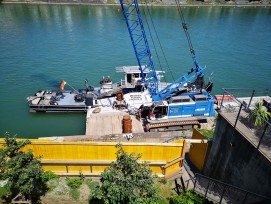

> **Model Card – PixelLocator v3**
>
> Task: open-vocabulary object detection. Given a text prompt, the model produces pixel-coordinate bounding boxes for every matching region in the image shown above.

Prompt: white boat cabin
[116,66,149,88]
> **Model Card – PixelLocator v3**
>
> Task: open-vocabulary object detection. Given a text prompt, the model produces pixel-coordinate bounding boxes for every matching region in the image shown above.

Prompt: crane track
[146,120,201,131]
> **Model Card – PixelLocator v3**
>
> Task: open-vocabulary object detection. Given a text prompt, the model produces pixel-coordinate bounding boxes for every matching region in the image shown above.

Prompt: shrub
[198,128,214,140]
[66,177,84,190]
[154,178,172,203]
[0,186,10,199]
[84,178,92,187]
[87,181,100,191]
[157,197,169,204]
[0,133,47,203]
[171,190,204,204]
[248,101,271,128]
[41,171,59,182]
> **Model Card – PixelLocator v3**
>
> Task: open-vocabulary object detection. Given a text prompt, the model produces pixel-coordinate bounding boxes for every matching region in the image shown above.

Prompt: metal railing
[193,173,269,203]
[174,173,269,204]
[218,88,271,160]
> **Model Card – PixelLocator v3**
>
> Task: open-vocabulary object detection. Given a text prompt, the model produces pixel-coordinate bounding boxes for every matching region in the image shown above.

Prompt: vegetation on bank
[197,128,215,140]
[0,136,205,203]
[248,101,271,128]
[0,133,47,203]
[89,144,162,203]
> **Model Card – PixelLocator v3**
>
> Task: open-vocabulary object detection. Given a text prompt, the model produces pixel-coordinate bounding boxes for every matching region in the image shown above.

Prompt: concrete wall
[203,113,271,197]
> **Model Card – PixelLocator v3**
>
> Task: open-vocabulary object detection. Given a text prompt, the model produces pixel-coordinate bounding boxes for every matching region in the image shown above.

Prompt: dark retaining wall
[203,113,271,197]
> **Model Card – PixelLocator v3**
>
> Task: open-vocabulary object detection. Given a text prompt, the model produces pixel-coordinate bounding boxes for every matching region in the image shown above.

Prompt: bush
[171,190,204,204]
[85,178,92,187]
[88,186,103,204]
[248,101,271,128]
[157,197,169,204]
[87,181,100,191]
[154,178,172,204]
[198,128,214,140]
[0,186,9,199]
[66,177,84,190]
[41,171,59,182]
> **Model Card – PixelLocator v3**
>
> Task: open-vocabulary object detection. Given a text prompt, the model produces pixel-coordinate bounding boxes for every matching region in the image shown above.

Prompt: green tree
[91,144,160,204]
[0,132,47,203]
[248,101,271,128]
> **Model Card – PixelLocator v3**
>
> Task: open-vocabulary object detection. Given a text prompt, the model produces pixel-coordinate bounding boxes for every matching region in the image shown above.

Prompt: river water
[0,4,270,138]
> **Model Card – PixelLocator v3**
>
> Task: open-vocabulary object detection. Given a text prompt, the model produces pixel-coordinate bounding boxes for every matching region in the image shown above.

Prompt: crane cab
[149,93,215,121]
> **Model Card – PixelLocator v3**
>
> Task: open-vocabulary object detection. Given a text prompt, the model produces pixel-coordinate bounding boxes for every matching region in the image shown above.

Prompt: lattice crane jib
[120,0,158,96]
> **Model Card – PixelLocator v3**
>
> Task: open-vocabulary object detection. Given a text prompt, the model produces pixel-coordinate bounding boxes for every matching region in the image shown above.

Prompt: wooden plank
[186,139,208,143]
[162,157,184,169]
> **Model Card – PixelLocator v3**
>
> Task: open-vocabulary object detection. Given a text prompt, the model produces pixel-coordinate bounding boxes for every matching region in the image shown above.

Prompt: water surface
[0,4,270,138]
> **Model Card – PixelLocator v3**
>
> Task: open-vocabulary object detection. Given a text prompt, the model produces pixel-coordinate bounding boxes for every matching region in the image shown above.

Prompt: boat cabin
[116,66,149,88]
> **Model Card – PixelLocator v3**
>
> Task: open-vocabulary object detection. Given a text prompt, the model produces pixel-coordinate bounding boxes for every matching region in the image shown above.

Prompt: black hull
[29,105,88,113]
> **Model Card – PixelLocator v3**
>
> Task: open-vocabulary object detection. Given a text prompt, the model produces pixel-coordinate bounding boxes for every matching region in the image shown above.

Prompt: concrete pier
[85,107,144,138]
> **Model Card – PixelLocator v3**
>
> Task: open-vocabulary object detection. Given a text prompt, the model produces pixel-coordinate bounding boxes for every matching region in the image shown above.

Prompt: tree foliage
[171,190,204,204]
[248,101,271,128]
[91,144,160,204]
[0,132,47,203]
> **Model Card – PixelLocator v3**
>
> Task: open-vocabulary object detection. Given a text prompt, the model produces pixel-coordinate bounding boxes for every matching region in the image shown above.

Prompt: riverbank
[1,1,271,7]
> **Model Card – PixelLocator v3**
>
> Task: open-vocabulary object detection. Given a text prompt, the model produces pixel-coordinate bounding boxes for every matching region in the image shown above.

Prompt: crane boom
[120,0,158,96]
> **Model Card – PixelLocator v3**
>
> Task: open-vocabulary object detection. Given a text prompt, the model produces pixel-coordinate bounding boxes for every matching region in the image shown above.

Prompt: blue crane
[120,0,211,102]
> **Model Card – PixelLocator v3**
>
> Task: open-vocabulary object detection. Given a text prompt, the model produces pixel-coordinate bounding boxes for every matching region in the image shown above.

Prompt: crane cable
[175,0,198,67]
[140,0,175,82]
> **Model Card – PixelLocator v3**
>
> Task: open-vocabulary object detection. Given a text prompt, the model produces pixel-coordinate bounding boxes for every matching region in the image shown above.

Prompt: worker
[138,104,143,120]
[100,76,105,85]
[107,75,111,83]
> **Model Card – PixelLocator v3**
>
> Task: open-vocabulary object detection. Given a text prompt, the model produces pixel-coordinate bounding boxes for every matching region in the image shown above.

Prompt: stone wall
[203,113,271,197]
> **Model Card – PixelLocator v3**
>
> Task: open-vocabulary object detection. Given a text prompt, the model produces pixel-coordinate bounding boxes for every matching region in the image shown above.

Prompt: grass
[70,189,80,200]
[197,128,214,140]
[0,186,9,198]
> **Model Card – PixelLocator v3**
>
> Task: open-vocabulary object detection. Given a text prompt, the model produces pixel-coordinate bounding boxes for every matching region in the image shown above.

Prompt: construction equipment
[120,0,215,131]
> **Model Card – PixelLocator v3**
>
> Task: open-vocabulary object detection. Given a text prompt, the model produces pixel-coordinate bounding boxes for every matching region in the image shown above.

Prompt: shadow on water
[30,73,62,89]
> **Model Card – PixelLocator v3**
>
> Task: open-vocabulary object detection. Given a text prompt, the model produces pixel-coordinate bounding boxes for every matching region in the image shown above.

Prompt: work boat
[26,66,157,112]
